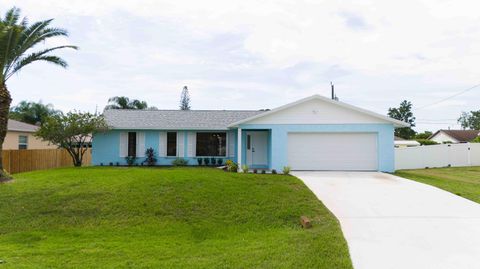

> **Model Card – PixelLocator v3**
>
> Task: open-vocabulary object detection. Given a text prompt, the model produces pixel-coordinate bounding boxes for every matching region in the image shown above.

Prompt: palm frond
[6,55,67,80]
[2,7,21,26]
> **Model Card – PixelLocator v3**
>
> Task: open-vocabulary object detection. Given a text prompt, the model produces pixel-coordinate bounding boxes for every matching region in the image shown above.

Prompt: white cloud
[2,0,480,131]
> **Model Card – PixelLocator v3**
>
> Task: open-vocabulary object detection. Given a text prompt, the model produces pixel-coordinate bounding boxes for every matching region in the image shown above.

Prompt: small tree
[179,86,191,110]
[415,131,432,140]
[458,110,480,130]
[388,100,416,139]
[35,112,108,166]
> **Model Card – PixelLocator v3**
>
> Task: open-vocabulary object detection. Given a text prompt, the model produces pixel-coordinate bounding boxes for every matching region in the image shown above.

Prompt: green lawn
[395,166,480,203]
[0,167,352,269]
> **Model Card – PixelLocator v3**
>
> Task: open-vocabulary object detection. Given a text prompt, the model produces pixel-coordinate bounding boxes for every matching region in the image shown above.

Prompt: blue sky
[2,0,480,131]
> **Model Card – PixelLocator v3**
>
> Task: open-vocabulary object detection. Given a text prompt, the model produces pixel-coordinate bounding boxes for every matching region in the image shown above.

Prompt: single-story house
[428,129,480,144]
[92,95,409,172]
[394,136,420,148]
[4,119,57,150]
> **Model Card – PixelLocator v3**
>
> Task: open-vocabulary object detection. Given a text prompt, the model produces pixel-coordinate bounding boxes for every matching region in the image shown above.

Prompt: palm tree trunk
[0,83,12,180]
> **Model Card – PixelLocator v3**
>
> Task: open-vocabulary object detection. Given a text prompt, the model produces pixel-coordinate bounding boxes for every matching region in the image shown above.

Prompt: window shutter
[187,132,196,157]
[158,132,167,157]
[119,132,128,157]
[137,132,145,157]
[177,131,185,157]
[228,131,235,157]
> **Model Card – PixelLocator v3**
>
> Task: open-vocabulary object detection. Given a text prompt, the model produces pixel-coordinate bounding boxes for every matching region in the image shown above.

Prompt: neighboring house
[92,95,409,172]
[394,136,420,148]
[4,119,56,150]
[428,129,480,144]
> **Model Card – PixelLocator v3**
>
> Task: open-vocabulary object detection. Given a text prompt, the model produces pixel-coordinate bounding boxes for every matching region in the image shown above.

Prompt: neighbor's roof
[7,119,39,132]
[429,129,480,142]
[103,109,266,130]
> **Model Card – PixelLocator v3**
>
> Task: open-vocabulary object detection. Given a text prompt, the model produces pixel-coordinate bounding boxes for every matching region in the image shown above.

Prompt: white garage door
[287,133,378,171]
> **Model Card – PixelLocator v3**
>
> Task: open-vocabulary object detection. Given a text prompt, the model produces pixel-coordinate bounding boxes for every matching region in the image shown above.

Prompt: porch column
[237,128,242,170]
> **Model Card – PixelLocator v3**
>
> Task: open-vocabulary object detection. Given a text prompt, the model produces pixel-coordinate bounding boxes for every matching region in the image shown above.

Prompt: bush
[282,166,291,175]
[225,160,238,172]
[144,147,157,166]
[261,170,266,174]
[172,158,189,166]
[416,139,438,146]
[197,158,203,165]
[472,136,480,143]
[253,169,258,174]
[204,158,210,166]
[125,156,137,166]
[241,164,249,173]
[271,169,277,174]
[210,157,216,166]
[217,158,223,166]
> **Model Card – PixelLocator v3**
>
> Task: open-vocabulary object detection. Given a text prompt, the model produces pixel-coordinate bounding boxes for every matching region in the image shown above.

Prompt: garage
[287,133,378,171]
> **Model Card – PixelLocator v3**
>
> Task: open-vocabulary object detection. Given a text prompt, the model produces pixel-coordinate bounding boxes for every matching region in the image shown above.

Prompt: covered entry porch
[237,128,271,170]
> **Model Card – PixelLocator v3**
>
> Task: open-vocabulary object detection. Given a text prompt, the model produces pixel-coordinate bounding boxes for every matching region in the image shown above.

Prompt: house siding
[92,129,238,166]
[239,123,395,172]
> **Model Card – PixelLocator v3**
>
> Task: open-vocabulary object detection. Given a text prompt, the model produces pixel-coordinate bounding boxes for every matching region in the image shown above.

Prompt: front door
[246,131,268,167]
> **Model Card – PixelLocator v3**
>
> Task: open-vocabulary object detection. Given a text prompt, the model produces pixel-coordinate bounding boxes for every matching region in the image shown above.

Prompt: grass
[0,167,352,269]
[395,166,480,203]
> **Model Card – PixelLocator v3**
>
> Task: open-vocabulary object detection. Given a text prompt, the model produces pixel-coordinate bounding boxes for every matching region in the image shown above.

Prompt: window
[128,132,136,157]
[167,132,177,156]
[196,132,226,156]
[18,135,28,150]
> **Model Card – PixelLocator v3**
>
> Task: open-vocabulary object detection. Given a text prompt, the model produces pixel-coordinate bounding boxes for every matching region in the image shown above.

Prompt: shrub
[229,162,238,172]
[125,156,137,166]
[144,147,157,166]
[416,139,438,146]
[204,158,210,166]
[225,160,238,172]
[197,158,203,165]
[261,170,266,174]
[172,158,189,166]
[210,157,216,166]
[217,158,223,166]
[472,136,480,143]
[271,169,277,174]
[241,164,249,173]
[282,166,291,175]
[253,169,258,174]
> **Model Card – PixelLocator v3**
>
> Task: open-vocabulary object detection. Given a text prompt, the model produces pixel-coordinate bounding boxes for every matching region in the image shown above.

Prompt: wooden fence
[2,149,92,174]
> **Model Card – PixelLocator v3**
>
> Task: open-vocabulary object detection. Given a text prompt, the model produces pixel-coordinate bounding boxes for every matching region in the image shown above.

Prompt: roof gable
[229,95,410,127]
[429,129,480,142]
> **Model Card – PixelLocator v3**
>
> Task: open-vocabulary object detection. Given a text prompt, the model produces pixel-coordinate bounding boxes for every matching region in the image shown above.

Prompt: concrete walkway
[293,171,480,269]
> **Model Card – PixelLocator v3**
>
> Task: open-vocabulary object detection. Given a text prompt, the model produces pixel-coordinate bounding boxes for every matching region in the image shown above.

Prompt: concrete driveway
[293,171,480,269]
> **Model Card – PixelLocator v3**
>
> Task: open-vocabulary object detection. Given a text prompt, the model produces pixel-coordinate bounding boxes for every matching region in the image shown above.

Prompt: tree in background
[414,131,433,140]
[0,7,77,179]
[9,100,61,124]
[388,100,416,139]
[179,86,191,110]
[36,112,108,167]
[458,110,480,130]
[105,96,150,110]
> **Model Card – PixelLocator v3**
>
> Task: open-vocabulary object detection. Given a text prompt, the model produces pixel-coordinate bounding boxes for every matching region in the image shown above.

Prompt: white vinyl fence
[395,143,480,170]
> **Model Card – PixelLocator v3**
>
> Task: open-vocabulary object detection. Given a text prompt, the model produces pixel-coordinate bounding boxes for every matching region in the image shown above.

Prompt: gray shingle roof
[103,109,266,130]
[7,119,38,132]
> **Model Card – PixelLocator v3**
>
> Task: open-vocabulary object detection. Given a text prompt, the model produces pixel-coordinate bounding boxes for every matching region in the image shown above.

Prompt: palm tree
[0,7,77,179]
[105,96,149,110]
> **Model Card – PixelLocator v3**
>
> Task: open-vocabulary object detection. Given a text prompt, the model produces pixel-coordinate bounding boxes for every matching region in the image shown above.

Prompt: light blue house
[92,95,409,172]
